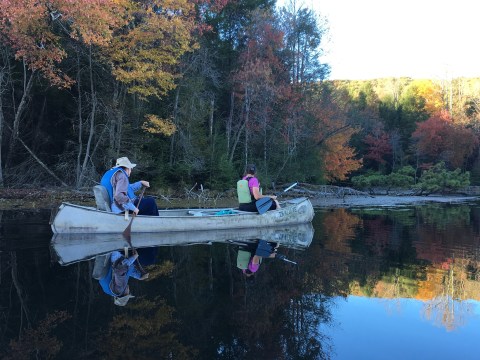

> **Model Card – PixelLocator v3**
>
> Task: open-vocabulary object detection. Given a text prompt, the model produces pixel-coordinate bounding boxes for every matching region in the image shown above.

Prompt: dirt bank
[0,187,478,210]
[310,194,480,208]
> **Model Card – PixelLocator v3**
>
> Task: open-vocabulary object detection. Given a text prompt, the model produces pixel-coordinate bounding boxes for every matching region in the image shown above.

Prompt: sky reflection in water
[322,296,479,360]
[1,202,479,359]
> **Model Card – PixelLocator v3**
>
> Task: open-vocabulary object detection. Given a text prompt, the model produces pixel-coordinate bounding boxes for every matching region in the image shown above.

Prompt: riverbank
[310,194,480,208]
[0,187,479,210]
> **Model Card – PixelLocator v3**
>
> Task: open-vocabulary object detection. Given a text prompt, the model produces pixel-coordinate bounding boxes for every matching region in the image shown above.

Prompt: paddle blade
[256,197,273,215]
[122,216,134,238]
[122,224,132,238]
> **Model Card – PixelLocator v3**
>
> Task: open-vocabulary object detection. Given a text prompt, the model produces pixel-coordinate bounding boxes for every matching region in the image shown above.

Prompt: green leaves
[415,162,470,194]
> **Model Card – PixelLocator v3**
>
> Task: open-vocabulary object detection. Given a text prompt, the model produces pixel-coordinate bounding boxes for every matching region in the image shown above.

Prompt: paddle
[124,241,148,276]
[255,182,298,215]
[276,253,297,265]
[122,186,148,275]
[122,185,146,238]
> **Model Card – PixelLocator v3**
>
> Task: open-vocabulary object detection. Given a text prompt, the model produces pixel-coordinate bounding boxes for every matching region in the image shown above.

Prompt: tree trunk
[228,116,246,164]
[32,96,47,153]
[3,122,68,186]
[263,112,267,177]
[0,67,6,187]
[209,97,215,184]
[226,91,234,152]
[244,87,250,164]
[209,97,214,139]
[110,81,126,158]
[10,251,31,329]
[5,63,35,169]
[77,46,97,188]
[170,86,180,166]
[75,51,83,187]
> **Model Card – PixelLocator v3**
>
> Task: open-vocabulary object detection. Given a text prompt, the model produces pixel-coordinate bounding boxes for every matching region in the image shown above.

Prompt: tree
[0,0,129,186]
[99,297,196,359]
[322,128,362,182]
[4,311,70,360]
[230,8,286,179]
[412,110,478,170]
[405,79,444,115]
[107,1,200,99]
[279,0,330,87]
[0,1,67,178]
[363,128,392,169]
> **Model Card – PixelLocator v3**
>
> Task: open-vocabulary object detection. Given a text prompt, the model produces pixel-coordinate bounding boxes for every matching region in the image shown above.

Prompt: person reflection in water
[98,249,148,306]
[237,240,279,283]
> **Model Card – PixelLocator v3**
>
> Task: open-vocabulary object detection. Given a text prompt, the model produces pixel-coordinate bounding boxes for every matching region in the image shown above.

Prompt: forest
[1,0,479,192]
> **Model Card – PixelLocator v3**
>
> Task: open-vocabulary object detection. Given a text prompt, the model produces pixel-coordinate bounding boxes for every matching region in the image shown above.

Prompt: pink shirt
[248,261,260,273]
[243,176,260,193]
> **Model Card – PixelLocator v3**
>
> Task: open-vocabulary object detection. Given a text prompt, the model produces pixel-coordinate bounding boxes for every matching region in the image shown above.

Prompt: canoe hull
[50,197,314,234]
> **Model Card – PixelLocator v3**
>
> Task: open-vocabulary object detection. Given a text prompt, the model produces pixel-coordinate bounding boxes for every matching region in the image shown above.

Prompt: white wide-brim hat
[114,294,135,306]
[116,157,137,169]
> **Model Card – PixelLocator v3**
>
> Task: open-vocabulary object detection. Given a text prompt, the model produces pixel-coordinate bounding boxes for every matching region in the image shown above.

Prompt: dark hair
[245,164,256,175]
[245,274,256,285]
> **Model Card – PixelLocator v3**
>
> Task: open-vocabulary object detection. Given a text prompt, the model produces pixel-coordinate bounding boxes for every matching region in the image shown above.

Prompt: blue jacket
[99,251,142,297]
[100,167,142,213]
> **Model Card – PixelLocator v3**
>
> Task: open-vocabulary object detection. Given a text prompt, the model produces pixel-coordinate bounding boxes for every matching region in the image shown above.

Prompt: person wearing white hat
[100,156,159,215]
[98,250,148,306]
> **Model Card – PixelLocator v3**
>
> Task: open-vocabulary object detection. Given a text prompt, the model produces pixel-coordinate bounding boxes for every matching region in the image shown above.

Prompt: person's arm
[113,172,137,213]
[250,178,277,201]
[127,251,148,280]
[110,251,123,263]
[130,180,150,192]
[123,252,139,266]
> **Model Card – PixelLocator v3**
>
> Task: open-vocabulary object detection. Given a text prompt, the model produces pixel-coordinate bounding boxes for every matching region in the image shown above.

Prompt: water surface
[0,203,479,359]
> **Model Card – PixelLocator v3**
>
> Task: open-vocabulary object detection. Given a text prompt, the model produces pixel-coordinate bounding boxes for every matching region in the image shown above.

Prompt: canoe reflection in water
[50,223,314,265]
[50,224,313,305]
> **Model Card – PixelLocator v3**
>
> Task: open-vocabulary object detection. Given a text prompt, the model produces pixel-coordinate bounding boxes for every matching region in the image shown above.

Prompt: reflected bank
[1,203,479,359]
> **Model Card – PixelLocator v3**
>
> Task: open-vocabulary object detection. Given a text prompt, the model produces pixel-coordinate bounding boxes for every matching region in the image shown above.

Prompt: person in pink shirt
[243,240,280,283]
[238,164,280,212]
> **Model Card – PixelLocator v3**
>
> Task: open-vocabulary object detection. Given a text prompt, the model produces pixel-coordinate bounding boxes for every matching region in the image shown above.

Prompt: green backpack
[237,179,252,204]
[236,249,252,269]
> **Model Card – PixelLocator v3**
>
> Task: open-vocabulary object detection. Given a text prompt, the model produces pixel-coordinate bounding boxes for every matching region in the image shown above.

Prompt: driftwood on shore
[178,182,374,204]
[282,183,373,199]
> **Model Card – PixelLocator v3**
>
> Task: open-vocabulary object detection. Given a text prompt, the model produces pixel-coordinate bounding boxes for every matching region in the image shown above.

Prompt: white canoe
[50,223,314,265]
[50,197,315,234]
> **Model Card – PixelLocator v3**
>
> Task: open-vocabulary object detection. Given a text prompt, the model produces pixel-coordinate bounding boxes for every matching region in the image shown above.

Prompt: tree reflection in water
[1,204,480,359]
[315,204,480,333]
[159,242,337,359]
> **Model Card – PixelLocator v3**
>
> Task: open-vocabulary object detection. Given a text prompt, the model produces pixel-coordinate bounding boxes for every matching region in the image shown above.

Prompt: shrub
[415,162,470,194]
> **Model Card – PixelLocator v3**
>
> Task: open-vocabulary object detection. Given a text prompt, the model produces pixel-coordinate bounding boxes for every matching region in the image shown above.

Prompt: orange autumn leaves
[311,92,363,182]
[0,0,222,96]
[322,128,362,182]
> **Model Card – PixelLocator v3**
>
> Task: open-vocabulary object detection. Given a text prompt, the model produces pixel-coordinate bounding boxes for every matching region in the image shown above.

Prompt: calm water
[0,203,479,359]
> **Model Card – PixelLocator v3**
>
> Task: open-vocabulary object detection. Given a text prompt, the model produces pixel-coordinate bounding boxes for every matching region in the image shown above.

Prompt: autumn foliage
[0,0,479,189]
[363,128,392,166]
[412,110,478,169]
[322,129,363,182]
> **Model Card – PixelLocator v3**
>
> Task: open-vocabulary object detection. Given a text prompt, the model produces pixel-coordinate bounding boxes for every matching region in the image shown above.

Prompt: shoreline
[0,187,479,210]
[310,194,480,208]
